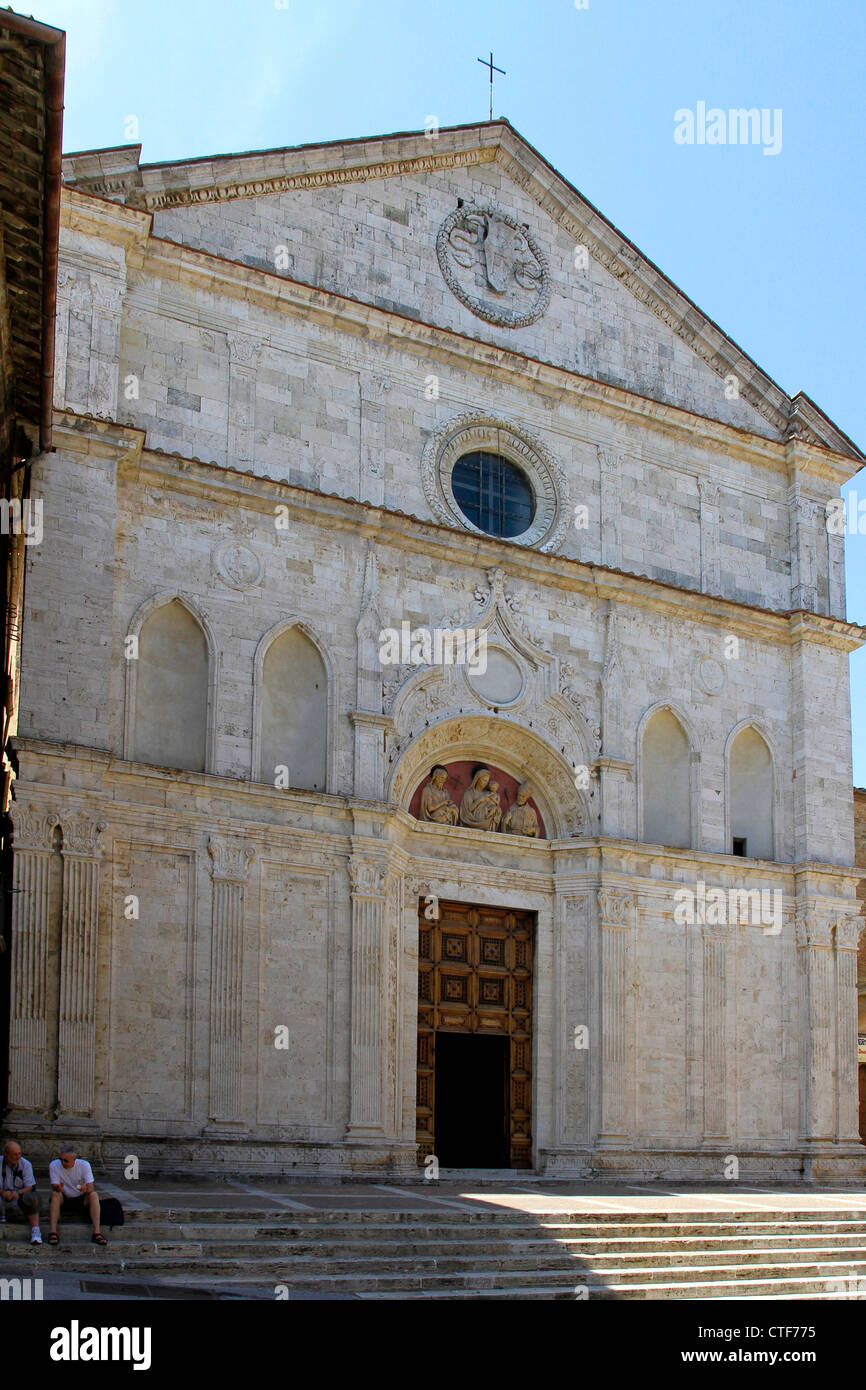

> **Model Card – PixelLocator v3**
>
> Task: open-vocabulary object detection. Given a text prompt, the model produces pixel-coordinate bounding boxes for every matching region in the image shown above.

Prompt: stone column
[57,814,106,1115]
[698,478,721,594]
[7,807,58,1110]
[834,912,863,1144]
[596,888,633,1147]
[701,923,729,1144]
[207,837,254,1123]
[346,854,391,1140]
[796,904,836,1145]
[226,333,261,468]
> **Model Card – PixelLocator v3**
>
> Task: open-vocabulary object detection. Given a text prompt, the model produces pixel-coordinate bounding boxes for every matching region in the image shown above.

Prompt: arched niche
[409,760,547,838]
[389,714,591,840]
[726,723,776,861]
[639,705,693,850]
[126,595,215,773]
[252,618,332,793]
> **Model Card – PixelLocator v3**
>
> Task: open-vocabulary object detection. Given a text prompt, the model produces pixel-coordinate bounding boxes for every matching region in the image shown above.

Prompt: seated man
[1,1139,42,1244]
[47,1145,106,1246]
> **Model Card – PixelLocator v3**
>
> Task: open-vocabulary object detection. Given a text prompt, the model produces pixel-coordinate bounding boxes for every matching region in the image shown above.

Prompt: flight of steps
[5,1206,866,1299]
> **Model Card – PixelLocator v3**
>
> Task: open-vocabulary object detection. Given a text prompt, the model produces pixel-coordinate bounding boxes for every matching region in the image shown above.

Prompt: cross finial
[476,51,505,122]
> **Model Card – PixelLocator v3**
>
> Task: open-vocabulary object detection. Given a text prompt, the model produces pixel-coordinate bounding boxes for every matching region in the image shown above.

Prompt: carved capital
[348,857,390,897]
[226,332,261,369]
[597,888,633,928]
[795,904,834,950]
[60,813,106,858]
[90,276,125,314]
[596,445,623,473]
[208,836,254,883]
[835,912,865,953]
[11,805,60,852]
[698,478,720,507]
[359,370,391,402]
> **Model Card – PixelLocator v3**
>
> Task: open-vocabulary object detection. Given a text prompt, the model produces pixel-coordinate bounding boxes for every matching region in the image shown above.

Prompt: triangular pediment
[61,122,862,461]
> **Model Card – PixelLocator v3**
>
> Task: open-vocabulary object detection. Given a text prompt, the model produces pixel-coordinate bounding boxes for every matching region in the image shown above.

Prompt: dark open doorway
[434,1031,509,1168]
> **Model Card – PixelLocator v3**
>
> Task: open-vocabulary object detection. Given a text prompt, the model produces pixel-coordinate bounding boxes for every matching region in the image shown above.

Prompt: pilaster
[57,813,106,1116]
[8,806,59,1110]
[207,836,254,1124]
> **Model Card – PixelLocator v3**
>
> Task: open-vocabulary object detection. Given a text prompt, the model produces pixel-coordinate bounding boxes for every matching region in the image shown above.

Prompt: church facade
[6,121,864,1178]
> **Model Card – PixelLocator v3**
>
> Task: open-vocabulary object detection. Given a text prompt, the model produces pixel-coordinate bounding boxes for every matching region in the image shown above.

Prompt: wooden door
[416,899,533,1169]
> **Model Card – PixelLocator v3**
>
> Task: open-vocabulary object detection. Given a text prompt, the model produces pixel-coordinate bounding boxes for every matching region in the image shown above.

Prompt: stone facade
[855,788,866,1031]
[7,122,864,1178]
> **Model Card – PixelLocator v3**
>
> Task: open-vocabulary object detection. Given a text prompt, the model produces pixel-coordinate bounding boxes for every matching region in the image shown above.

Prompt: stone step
[21,1253,866,1289]
[9,1216,866,1243]
[66,1206,866,1229]
[358,1277,866,1301]
[66,1273,866,1301]
[10,1232,866,1261]
[12,1239,866,1271]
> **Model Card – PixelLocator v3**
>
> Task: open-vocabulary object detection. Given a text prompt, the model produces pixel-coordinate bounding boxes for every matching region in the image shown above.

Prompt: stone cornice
[60,186,152,252]
[53,412,144,461]
[9,752,865,893]
[86,431,865,652]
[138,145,498,211]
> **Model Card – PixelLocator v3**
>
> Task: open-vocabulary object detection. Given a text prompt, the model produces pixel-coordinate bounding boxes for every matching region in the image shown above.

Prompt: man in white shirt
[1,1139,42,1244]
[47,1144,106,1245]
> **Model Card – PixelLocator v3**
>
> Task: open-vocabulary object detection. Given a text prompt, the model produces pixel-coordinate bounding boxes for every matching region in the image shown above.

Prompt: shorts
[3,1191,39,1219]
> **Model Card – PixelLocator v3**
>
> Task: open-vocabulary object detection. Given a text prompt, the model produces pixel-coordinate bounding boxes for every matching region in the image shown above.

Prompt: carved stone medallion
[436,203,551,328]
[694,655,727,697]
[213,541,262,591]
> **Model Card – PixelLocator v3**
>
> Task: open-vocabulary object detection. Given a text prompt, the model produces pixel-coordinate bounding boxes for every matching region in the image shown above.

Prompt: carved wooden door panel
[416,899,533,1169]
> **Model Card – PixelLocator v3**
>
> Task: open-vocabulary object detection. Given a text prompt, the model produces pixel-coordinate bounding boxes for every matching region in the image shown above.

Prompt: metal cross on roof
[477,51,505,122]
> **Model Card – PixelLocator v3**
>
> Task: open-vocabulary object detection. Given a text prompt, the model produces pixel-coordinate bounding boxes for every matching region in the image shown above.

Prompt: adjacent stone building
[6,121,864,1178]
[0,9,64,1109]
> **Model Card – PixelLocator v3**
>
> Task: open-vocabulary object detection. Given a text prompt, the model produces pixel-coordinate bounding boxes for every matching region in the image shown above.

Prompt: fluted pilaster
[57,814,105,1114]
[597,888,633,1146]
[834,912,863,1144]
[346,854,390,1139]
[701,924,729,1143]
[796,904,836,1143]
[8,807,58,1109]
[208,837,254,1123]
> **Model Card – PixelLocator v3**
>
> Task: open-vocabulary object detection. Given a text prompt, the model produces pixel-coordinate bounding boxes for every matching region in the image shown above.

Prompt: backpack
[97,1195,124,1229]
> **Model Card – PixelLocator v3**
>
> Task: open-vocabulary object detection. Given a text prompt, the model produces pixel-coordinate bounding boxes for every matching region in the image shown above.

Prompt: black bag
[98,1195,124,1229]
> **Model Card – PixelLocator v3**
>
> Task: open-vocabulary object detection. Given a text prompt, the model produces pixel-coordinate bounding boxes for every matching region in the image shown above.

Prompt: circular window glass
[450,451,536,539]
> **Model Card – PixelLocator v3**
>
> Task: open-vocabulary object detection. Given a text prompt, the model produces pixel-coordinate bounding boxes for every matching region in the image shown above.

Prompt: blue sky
[38,0,866,782]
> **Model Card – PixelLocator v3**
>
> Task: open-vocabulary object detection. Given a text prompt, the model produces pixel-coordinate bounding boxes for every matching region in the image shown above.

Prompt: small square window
[732,837,747,857]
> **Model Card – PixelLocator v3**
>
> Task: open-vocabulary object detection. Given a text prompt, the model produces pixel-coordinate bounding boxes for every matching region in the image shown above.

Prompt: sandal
[47,1232,59,1245]
[91,1232,107,1246]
